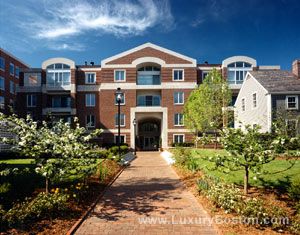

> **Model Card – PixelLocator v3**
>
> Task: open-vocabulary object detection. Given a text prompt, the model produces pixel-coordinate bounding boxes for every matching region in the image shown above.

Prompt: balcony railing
[227,80,243,85]
[46,81,71,87]
[137,95,161,106]
[137,75,161,85]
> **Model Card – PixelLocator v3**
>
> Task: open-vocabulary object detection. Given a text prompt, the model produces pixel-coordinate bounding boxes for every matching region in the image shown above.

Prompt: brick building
[16,43,279,150]
[0,48,29,114]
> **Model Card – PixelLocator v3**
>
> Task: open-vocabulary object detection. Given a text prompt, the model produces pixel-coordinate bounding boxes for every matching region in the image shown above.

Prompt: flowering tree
[0,113,102,193]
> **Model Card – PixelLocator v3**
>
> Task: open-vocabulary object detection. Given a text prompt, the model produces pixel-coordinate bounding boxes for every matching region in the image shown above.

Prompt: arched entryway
[136,118,161,151]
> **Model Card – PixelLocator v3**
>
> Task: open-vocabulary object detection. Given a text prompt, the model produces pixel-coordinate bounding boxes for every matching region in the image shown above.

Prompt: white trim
[114,134,126,144]
[222,56,257,68]
[258,65,280,70]
[266,94,272,132]
[103,63,196,68]
[174,113,184,126]
[172,69,185,81]
[173,134,185,144]
[101,42,196,67]
[252,92,257,109]
[174,91,184,105]
[76,82,197,91]
[79,67,101,71]
[85,72,96,84]
[168,129,190,133]
[132,57,166,66]
[114,69,126,82]
[197,66,221,70]
[42,57,75,69]
[286,95,299,110]
[102,129,131,133]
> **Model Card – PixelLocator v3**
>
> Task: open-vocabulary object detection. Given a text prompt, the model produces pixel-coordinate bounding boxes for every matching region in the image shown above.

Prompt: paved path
[75,152,218,235]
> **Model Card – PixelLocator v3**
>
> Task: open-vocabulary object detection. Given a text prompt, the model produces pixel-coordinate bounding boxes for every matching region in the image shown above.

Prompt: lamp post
[115,87,123,159]
[133,118,137,155]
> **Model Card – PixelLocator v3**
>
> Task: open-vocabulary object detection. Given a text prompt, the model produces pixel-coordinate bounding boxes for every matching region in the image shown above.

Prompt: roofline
[268,91,300,95]
[0,47,31,68]
[101,42,197,67]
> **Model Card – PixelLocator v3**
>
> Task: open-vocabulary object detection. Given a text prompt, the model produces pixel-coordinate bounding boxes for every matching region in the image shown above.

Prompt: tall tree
[184,69,232,136]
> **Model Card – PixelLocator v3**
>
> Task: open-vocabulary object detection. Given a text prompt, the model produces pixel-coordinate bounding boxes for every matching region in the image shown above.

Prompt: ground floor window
[114,134,126,144]
[86,115,95,128]
[173,134,185,144]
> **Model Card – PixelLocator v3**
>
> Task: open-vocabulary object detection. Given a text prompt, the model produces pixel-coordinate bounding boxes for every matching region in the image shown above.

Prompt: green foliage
[108,145,129,157]
[172,147,199,171]
[184,69,232,133]
[171,142,194,147]
[241,198,269,225]
[4,192,68,228]
[288,177,300,201]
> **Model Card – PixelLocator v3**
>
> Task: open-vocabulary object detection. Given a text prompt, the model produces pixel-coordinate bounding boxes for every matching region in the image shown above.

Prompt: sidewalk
[75,152,218,235]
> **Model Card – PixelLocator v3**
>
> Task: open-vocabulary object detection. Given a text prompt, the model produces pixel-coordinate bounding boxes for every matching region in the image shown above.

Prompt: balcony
[46,81,71,91]
[42,107,76,115]
[46,71,71,91]
[137,70,161,85]
[137,95,161,106]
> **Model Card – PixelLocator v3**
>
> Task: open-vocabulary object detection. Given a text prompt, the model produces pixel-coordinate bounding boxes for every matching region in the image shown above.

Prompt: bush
[4,192,68,228]
[288,177,300,201]
[241,198,270,226]
[108,145,129,157]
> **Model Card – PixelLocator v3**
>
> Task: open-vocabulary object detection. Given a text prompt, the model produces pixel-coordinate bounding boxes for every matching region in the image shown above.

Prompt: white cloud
[47,43,86,51]
[25,0,174,39]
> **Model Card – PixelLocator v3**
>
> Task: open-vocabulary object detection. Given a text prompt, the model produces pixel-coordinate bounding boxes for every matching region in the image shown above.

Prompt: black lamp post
[115,87,123,158]
[133,118,137,155]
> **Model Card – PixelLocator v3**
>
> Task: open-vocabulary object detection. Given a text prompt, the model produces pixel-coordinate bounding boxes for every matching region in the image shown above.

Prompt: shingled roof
[249,70,300,93]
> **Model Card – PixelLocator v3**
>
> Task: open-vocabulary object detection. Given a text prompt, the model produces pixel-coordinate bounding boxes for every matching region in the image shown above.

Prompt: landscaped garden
[0,113,129,234]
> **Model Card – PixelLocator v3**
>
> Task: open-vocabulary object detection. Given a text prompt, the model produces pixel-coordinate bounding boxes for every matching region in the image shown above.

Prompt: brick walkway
[75,152,218,235]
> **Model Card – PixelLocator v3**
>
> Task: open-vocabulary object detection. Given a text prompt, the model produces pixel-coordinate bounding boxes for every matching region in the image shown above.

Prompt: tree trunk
[214,131,217,149]
[45,177,49,194]
[244,166,249,194]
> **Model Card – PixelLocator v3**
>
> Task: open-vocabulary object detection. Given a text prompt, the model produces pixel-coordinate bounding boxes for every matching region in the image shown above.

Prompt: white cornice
[101,42,196,67]
[222,56,257,68]
[42,58,75,69]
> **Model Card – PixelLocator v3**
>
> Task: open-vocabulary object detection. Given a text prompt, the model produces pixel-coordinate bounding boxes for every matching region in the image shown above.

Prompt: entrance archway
[137,118,161,151]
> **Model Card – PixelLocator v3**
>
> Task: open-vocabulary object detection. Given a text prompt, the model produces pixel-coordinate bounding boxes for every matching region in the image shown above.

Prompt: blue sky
[0,0,299,69]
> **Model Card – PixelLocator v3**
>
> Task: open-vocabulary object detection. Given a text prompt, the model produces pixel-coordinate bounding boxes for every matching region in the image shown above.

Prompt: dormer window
[227,61,252,85]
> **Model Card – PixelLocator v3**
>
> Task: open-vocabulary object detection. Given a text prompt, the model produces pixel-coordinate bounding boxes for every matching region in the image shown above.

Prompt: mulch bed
[173,165,293,235]
[1,160,123,235]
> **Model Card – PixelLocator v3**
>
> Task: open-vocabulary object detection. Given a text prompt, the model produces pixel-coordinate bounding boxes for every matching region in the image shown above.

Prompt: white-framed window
[27,94,37,107]
[0,57,5,71]
[85,94,95,107]
[227,61,252,85]
[202,71,209,80]
[115,113,125,127]
[285,119,298,137]
[114,134,126,144]
[252,93,257,108]
[9,81,15,94]
[286,96,298,110]
[173,69,184,81]
[15,66,20,78]
[9,63,14,76]
[86,114,95,128]
[114,70,126,82]
[174,91,184,105]
[85,72,96,84]
[173,134,185,144]
[174,113,184,126]
[115,93,125,105]
[241,98,245,111]
[0,96,4,109]
[0,76,4,90]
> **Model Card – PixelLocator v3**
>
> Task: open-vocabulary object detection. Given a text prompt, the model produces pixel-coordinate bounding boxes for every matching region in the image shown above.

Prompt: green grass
[0,159,35,164]
[191,148,300,191]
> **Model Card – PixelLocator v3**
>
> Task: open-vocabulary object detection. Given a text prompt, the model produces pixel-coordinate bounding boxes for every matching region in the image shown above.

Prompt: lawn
[0,158,35,164]
[191,148,300,191]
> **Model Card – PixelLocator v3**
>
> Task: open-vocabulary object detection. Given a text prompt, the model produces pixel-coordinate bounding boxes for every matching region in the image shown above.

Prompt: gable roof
[101,42,197,67]
[249,70,300,93]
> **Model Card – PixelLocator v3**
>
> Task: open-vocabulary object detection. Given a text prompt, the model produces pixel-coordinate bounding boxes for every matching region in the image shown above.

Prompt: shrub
[4,192,68,228]
[197,177,211,193]
[290,215,300,234]
[241,198,270,226]
[108,145,129,157]
[172,147,192,166]
[288,177,300,201]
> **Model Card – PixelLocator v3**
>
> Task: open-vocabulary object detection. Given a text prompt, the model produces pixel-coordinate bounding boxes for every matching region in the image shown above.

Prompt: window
[115,113,125,127]
[0,76,4,90]
[202,71,209,80]
[241,98,245,111]
[286,96,298,110]
[0,57,4,70]
[252,93,257,108]
[9,63,14,76]
[9,81,15,94]
[27,94,37,107]
[114,135,126,144]
[137,95,160,106]
[24,73,40,86]
[85,94,95,107]
[173,69,184,81]
[227,61,252,85]
[115,93,125,105]
[85,73,96,84]
[114,70,126,82]
[52,96,71,108]
[86,115,95,128]
[15,66,20,78]
[0,96,4,109]
[46,63,70,69]
[286,119,298,137]
[173,134,185,144]
[174,92,184,105]
[174,113,184,126]
[9,99,15,110]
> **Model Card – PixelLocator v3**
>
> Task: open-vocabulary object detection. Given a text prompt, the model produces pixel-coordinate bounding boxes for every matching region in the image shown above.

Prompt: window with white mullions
[173,69,184,81]
[174,91,184,104]
[174,113,184,126]
[85,94,95,107]
[27,94,37,107]
[252,93,257,108]
[114,70,126,81]
[115,113,125,127]
[85,73,96,84]
[173,134,185,144]
[286,96,298,110]
[86,115,95,128]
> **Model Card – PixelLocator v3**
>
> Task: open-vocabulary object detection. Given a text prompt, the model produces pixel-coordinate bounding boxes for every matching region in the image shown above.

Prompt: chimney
[292,59,300,78]
[90,61,94,66]
[84,61,87,66]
